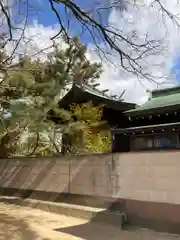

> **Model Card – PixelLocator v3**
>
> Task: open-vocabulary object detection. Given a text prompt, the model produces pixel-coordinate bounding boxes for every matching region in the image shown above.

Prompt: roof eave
[124,104,180,117]
[112,121,180,134]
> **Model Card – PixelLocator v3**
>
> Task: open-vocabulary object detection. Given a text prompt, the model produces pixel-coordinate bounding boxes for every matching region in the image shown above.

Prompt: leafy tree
[17,102,112,156]
[16,130,62,157]
[0,37,104,157]
[63,102,112,154]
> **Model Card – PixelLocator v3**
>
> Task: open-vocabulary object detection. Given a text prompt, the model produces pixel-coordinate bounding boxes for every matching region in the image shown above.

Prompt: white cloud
[86,0,180,104]
[6,21,62,61]
[7,0,180,105]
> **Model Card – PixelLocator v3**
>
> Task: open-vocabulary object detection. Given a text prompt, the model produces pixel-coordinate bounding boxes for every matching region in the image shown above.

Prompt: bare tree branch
[0,0,180,82]
[0,0,13,40]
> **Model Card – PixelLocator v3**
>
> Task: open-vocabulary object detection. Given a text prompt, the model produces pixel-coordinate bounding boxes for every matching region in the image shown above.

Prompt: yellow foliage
[69,102,112,154]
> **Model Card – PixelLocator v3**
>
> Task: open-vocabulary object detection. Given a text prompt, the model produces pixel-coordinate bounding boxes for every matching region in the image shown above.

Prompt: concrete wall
[1,151,180,232]
[1,151,180,204]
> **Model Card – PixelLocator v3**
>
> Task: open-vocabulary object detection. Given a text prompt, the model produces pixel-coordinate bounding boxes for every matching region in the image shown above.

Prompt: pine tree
[0,37,104,157]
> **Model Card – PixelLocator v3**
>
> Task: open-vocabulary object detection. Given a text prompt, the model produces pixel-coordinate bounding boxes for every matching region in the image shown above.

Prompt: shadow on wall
[0,154,117,204]
[0,160,60,199]
[0,157,72,201]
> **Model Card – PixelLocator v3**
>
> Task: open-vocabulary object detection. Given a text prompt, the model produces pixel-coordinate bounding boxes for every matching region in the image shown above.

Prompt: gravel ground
[0,202,180,240]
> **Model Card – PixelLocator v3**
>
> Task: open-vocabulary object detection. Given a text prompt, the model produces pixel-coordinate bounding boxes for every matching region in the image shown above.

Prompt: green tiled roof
[125,86,180,116]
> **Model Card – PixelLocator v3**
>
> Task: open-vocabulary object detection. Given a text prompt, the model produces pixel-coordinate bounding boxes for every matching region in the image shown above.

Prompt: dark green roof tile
[125,86,180,116]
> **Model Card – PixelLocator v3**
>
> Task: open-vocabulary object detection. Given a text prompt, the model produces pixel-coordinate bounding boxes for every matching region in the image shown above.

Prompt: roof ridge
[84,82,107,95]
[152,85,180,98]
[152,85,180,92]
[78,82,113,99]
[75,82,132,103]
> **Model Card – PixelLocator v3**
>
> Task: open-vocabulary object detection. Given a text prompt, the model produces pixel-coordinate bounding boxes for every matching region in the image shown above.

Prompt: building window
[132,133,178,150]
[154,136,172,148]
[134,136,153,150]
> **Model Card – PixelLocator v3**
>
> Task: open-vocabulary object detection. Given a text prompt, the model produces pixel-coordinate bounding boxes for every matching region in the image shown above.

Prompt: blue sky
[172,56,180,82]
[23,0,180,104]
[27,0,180,84]
[28,0,110,45]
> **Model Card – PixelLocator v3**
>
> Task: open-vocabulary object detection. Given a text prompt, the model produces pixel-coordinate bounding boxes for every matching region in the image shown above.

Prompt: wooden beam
[101,89,109,93]
[119,89,125,99]
[92,83,100,87]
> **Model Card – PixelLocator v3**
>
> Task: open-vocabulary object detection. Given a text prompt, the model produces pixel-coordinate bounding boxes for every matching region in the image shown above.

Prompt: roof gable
[59,83,135,111]
[152,86,180,98]
[78,83,121,102]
